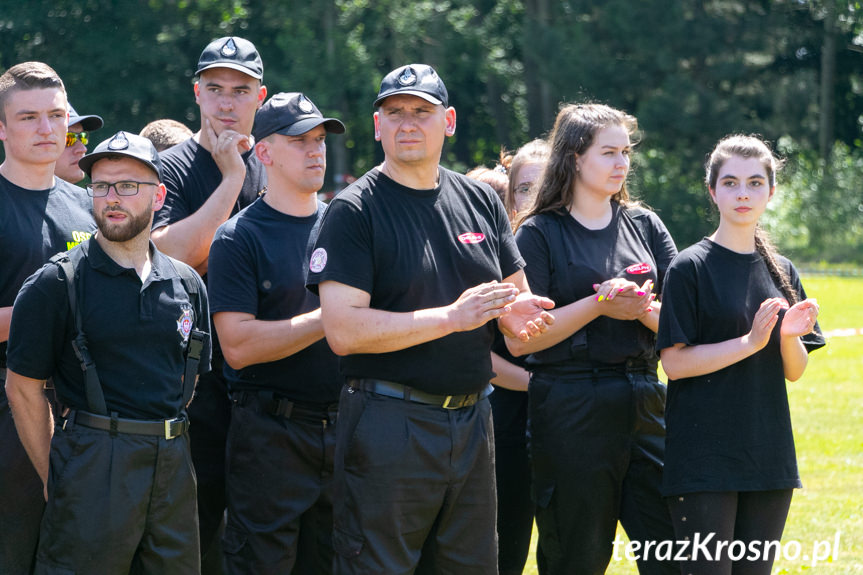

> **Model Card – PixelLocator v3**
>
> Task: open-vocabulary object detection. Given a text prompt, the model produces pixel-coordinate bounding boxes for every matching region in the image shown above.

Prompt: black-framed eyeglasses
[86,181,159,197]
[66,131,89,147]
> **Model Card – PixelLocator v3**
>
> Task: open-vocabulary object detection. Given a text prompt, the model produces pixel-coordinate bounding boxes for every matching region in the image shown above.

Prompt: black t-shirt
[515,204,678,368]
[153,137,266,232]
[656,238,825,495]
[0,174,95,364]
[208,197,341,402]
[306,167,524,395]
[7,239,212,420]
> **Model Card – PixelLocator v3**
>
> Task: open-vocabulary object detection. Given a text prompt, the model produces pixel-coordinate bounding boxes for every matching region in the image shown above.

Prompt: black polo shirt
[7,238,211,420]
[306,167,524,395]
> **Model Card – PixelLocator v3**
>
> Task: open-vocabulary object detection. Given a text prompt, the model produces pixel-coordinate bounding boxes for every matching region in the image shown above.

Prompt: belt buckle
[442,395,467,410]
[164,418,184,440]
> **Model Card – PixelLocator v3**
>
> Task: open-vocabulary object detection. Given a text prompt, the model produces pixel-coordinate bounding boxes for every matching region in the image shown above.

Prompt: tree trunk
[819,1,836,161]
[524,0,553,138]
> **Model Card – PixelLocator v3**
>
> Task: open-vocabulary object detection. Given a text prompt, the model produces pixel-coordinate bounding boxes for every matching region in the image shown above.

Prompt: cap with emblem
[196,36,263,80]
[78,131,163,179]
[68,103,104,131]
[373,64,448,108]
[252,92,345,141]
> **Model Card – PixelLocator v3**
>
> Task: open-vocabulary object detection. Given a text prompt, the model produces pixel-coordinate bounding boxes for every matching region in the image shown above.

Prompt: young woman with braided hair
[657,135,825,575]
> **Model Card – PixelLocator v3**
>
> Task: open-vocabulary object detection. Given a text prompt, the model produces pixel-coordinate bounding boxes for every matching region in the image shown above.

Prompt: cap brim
[69,114,104,131]
[373,89,443,108]
[196,62,263,80]
[78,152,161,180]
[259,117,346,140]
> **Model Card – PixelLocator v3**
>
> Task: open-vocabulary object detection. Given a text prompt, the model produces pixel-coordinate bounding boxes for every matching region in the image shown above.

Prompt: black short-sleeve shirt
[515,204,678,368]
[656,238,825,495]
[7,239,212,420]
[152,137,266,232]
[0,174,95,364]
[306,167,524,395]
[208,197,340,402]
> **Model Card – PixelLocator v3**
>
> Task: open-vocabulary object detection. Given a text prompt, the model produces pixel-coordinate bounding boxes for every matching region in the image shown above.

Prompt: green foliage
[763,139,863,263]
[0,0,861,256]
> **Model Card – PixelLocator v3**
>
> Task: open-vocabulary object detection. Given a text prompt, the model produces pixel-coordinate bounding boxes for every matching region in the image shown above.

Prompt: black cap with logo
[252,92,345,141]
[196,36,263,80]
[373,64,448,108]
[79,131,163,179]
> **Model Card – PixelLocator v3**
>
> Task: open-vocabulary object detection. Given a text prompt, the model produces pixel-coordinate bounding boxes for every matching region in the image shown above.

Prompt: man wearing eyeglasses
[54,103,103,184]
[0,61,96,575]
[150,37,267,570]
[5,131,211,574]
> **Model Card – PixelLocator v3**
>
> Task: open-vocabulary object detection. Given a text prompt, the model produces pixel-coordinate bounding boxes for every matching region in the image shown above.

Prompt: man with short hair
[55,103,103,184]
[140,118,193,152]
[0,61,95,575]
[307,64,555,574]
[5,131,211,574]
[151,36,267,569]
[208,92,345,574]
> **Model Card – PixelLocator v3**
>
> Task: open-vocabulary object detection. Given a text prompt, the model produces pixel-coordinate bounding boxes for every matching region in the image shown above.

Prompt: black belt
[63,410,189,440]
[347,378,493,410]
[231,390,338,425]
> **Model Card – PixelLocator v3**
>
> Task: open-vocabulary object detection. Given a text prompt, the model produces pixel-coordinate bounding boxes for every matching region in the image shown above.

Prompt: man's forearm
[152,172,246,271]
[215,309,326,370]
[322,304,454,356]
[5,370,53,486]
[0,305,12,343]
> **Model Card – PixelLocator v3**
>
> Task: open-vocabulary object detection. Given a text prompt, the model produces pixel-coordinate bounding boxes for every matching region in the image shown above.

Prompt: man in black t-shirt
[5,131,211,574]
[208,92,345,574]
[150,36,267,569]
[306,64,554,574]
[0,62,96,575]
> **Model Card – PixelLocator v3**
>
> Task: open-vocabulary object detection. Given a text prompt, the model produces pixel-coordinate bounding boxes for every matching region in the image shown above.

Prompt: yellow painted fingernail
[597,295,605,302]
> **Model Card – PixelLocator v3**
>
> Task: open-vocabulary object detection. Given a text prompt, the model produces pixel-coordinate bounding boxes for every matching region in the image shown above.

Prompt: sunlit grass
[522,276,863,574]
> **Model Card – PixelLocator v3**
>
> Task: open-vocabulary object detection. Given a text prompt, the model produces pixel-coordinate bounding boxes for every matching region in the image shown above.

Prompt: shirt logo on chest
[457,232,485,245]
[177,307,194,342]
[625,262,652,275]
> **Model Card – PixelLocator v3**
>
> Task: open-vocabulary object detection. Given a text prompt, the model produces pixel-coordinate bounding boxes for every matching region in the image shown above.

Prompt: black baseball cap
[68,103,103,131]
[252,92,345,141]
[196,36,263,80]
[373,64,449,108]
[79,131,163,180]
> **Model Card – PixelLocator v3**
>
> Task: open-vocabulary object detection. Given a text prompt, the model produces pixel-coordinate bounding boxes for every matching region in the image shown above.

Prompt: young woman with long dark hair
[657,135,825,575]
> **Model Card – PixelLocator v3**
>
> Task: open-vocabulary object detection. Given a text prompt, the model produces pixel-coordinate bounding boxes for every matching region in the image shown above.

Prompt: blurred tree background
[1,0,861,262]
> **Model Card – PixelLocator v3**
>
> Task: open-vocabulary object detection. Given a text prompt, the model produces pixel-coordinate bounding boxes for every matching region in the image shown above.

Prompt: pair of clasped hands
[448,281,555,342]
[748,297,820,349]
[591,278,656,322]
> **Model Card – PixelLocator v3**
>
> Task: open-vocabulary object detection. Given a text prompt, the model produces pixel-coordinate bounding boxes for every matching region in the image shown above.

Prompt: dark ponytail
[754,227,798,305]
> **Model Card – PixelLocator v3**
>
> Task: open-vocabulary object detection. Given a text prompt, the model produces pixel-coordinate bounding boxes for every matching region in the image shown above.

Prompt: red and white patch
[458,232,486,245]
[177,308,193,342]
[626,262,652,275]
[309,247,328,273]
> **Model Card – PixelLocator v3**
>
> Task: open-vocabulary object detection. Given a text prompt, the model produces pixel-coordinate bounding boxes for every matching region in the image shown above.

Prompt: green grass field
[523,276,863,574]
